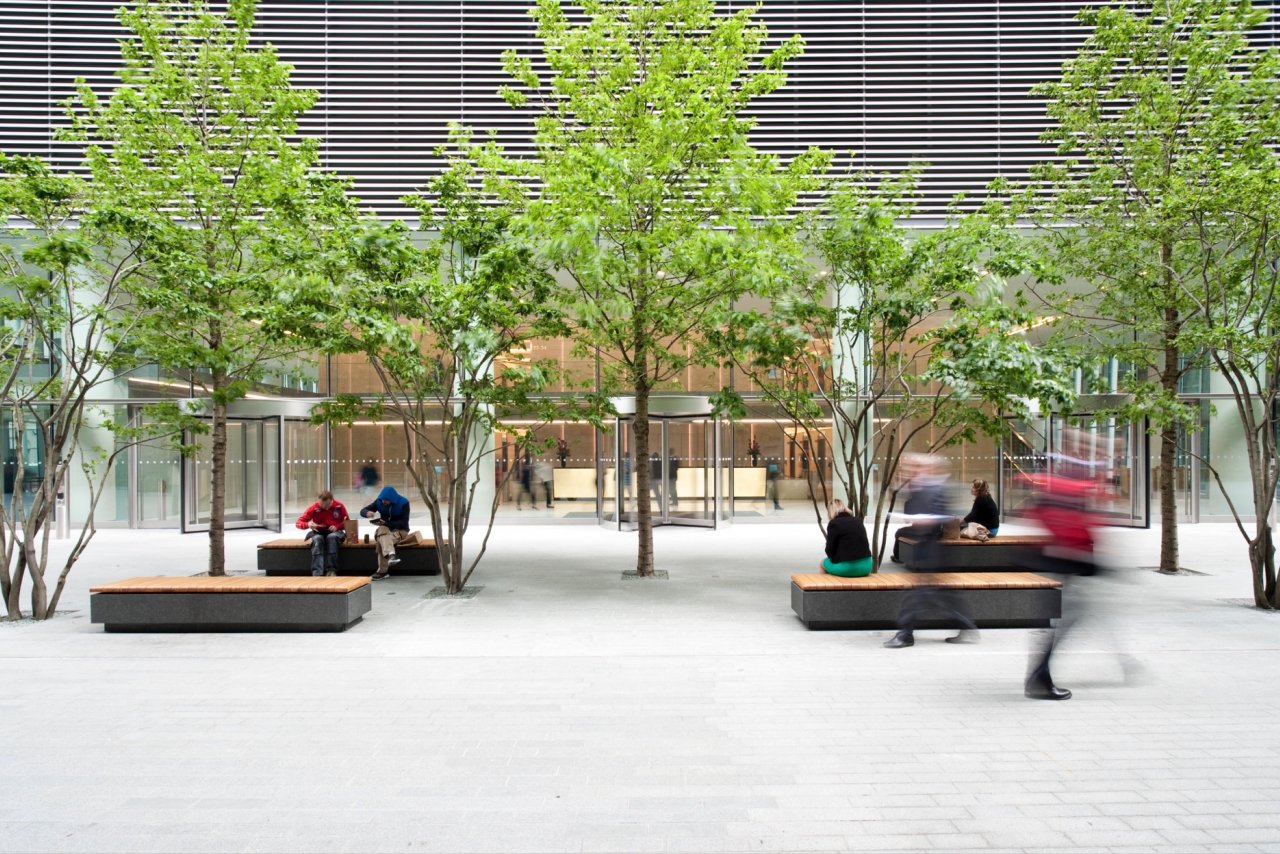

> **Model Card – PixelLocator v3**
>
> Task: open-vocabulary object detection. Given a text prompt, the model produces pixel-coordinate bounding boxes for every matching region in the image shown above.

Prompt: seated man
[360,486,411,579]
[295,490,350,576]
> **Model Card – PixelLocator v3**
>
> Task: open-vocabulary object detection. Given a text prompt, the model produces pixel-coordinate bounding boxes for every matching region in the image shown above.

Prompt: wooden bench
[900,534,1052,571]
[256,531,441,576]
[90,576,372,632]
[790,571,1061,630]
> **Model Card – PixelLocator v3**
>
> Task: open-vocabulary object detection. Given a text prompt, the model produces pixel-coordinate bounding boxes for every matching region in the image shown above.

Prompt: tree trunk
[447,471,465,595]
[633,378,654,578]
[1157,417,1180,573]
[1158,279,1181,574]
[6,550,26,620]
[29,508,48,617]
[1252,520,1277,609]
[209,392,228,576]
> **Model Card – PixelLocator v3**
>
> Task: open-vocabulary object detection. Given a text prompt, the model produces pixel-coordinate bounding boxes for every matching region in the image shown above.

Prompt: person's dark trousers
[306,531,345,575]
[1027,581,1076,698]
[886,527,974,646]
[1019,554,1094,697]
[896,585,979,636]
[892,523,933,562]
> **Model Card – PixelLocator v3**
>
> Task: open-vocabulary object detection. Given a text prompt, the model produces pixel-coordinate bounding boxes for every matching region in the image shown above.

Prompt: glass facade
[7,5,1276,532]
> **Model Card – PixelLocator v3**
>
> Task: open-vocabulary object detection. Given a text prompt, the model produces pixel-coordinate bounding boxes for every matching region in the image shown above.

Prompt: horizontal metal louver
[2,2,1277,219]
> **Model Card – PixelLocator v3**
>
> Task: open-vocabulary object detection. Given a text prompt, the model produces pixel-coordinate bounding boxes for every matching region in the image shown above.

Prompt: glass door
[602,415,725,530]
[1169,419,1200,523]
[1050,414,1147,526]
[183,417,276,531]
[264,418,282,532]
[136,436,181,528]
[1001,415,1048,521]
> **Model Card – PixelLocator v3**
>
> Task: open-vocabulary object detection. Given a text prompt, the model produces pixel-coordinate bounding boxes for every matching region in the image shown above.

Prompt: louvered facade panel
[2,1,1276,218]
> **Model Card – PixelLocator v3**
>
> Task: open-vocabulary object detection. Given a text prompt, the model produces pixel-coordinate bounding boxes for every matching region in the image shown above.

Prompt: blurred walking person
[516,452,536,510]
[534,458,554,509]
[1016,427,1136,700]
[884,454,979,648]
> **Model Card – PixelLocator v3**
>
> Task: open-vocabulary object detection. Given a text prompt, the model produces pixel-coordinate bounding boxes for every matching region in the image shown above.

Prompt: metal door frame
[181,415,281,533]
[600,414,725,531]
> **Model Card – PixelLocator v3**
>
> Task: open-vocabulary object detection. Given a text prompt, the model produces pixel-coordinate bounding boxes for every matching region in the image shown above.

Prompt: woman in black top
[821,499,873,577]
[963,478,1000,535]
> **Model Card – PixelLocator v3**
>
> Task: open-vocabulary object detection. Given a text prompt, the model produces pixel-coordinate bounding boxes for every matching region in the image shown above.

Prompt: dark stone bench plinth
[901,535,1052,571]
[90,576,372,632]
[790,571,1061,630]
[257,534,440,576]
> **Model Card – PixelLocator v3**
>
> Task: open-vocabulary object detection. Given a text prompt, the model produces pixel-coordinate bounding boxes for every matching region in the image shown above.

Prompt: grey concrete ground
[1,520,1277,854]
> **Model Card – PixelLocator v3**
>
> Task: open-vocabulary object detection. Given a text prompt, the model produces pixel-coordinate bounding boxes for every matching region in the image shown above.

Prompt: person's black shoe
[1025,683,1072,700]
[889,555,903,564]
[945,630,980,644]
[883,633,914,649]
[387,555,401,566]
[371,571,390,580]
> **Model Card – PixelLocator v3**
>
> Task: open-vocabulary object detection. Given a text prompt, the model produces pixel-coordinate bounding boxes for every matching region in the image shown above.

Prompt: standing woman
[820,499,873,577]
[964,478,1000,536]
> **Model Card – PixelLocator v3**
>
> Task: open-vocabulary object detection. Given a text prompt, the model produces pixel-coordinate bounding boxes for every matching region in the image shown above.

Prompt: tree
[1177,45,1280,607]
[722,168,1074,562]
[62,0,346,574]
[0,154,190,619]
[501,0,827,576]
[1018,0,1280,573]
[311,152,604,594]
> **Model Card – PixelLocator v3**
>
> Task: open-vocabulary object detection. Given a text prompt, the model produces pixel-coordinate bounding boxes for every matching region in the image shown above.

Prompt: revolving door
[599,396,730,530]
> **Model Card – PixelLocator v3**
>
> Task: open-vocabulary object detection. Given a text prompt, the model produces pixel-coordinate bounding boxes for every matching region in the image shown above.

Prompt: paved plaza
[1,519,1278,854]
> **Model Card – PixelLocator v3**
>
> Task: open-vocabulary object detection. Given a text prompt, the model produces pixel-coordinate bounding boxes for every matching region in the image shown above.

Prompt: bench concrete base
[791,573,1061,630]
[901,536,1050,571]
[91,586,371,632]
[257,541,439,576]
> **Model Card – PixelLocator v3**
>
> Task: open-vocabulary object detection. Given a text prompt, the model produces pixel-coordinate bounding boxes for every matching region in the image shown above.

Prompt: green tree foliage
[0,154,191,619]
[501,0,828,576]
[1175,52,1280,608]
[309,151,605,594]
[62,0,346,574]
[721,168,1075,562]
[1016,0,1279,577]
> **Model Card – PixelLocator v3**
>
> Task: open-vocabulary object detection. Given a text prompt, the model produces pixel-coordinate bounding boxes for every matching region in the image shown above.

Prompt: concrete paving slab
[0,521,1278,853]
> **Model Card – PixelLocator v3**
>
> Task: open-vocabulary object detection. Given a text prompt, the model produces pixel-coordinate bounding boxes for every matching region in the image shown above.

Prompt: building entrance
[1000,406,1148,528]
[182,416,282,533]
[600,396,729,530]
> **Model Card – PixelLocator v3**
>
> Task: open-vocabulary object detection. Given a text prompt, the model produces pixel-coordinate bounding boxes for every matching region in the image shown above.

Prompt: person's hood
[376,486,409,513]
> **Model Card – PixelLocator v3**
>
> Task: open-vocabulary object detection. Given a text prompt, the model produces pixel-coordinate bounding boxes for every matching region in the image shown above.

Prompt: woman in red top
[296,490,350,576]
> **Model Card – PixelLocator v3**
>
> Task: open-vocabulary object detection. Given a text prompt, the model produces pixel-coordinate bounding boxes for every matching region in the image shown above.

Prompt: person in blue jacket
[360,486,411,579]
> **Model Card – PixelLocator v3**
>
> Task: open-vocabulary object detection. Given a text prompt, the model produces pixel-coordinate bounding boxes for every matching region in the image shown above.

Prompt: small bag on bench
[960,522,989,542]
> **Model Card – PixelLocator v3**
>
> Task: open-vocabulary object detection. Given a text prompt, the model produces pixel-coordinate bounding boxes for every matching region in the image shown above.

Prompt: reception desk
[551,467,769,500]
[552,467,598,501]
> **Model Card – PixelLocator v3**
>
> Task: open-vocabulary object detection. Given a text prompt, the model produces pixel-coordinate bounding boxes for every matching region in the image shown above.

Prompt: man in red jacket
[296,490,350,576]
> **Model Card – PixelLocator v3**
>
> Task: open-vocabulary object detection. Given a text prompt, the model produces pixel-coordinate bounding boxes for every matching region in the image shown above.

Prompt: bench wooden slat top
[91,576,370,594]
[899,535,1049,547]
[791,571,1061,591]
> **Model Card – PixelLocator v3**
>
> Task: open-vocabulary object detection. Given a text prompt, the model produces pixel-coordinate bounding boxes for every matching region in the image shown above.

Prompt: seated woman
[964,478,1000,536]
[821,499,874,577]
